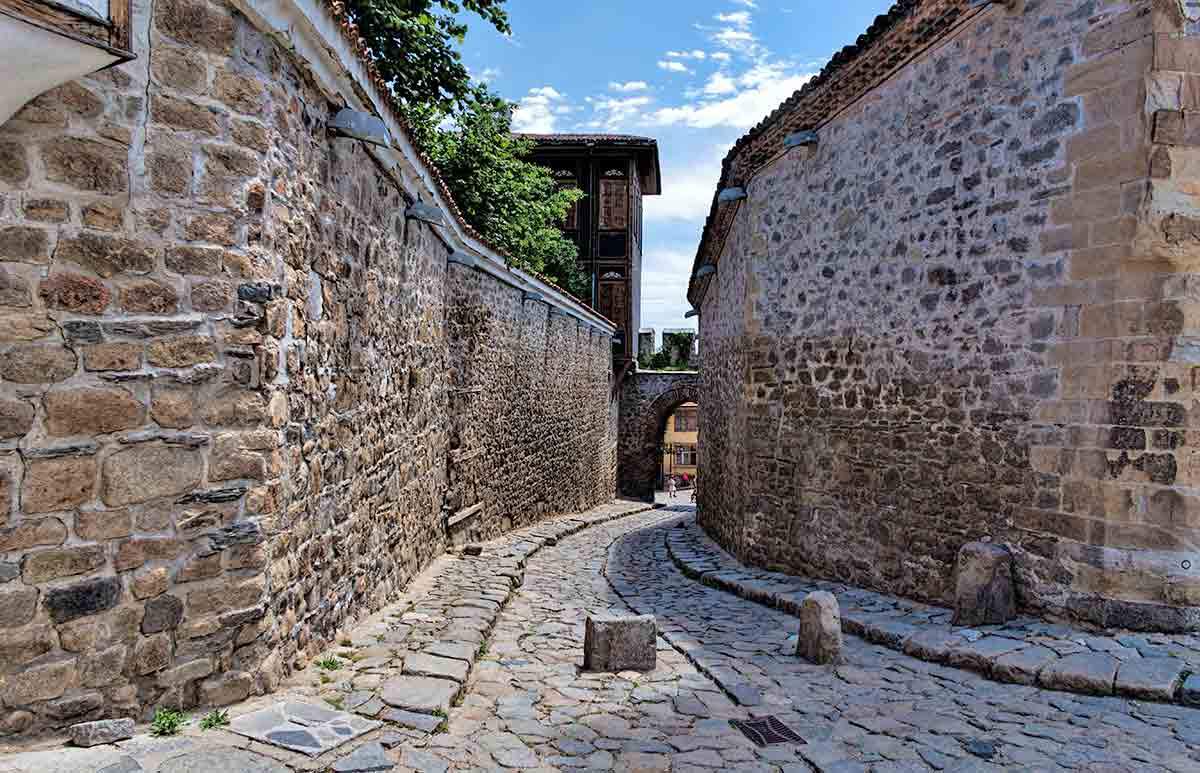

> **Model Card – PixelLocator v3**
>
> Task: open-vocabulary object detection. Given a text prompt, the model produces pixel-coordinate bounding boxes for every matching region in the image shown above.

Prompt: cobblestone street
[420,503,1200,772]
[4,503,1200,772]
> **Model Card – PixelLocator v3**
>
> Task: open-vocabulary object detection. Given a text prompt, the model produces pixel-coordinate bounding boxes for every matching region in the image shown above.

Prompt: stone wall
[0,0,616,737]
[444,265,618,543]
[694,0,1200,632]
[618,371,701,500]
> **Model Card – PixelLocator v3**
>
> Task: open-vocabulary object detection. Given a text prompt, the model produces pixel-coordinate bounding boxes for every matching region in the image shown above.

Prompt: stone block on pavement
[380,675,461,714]
[381,708,443,733]
[69,718,134,747]
[1039,652,1118,695]
[1114,657,1186,702]
[796,591,844,665]
[953,541,1016,626]
[584,614,656,672]
[1182,673,1200,706]
[403,653,469,683]
[992,644,1059,685]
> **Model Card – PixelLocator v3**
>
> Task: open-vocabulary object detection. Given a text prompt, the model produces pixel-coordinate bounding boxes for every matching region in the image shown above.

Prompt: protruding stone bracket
[328,108,392,148]
[783,129,819,149]
[684,308,700,319]
[405,198,445,227]
[447,249,478,268]
[447,502,483,531]
[717,186,747,204]
[694,264,717,279]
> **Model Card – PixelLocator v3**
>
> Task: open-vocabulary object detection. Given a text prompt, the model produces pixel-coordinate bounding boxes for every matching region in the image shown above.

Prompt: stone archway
[618,371,702,500]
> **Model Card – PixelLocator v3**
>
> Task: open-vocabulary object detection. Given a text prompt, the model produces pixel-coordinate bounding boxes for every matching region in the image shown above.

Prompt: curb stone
[663,515,1200,708]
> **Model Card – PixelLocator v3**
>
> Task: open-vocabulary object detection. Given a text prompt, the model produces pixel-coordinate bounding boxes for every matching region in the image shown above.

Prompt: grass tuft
[151,708,185,736]
[199,709,229,730]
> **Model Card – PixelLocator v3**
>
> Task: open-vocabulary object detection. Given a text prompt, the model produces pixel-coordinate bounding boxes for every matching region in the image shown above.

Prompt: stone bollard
[584,614,656,672]
[953,541,1016,626]
[797,591,844,665]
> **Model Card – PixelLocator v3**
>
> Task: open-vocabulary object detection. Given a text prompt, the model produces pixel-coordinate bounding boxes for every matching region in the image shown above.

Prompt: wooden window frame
[0,0,135,60]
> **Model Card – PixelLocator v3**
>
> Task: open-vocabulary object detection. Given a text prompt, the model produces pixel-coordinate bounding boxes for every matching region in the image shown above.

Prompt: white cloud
[713,27,758,53]
[703,6,764,57]
[715,10,751,26]
[471,66,501,84]
[641,247,700,339]
[711,51,732,62]
[650,68,814,129]
[609,80,649,93]
[588,95,654,130]
[703,72,738,96]
[511,86,570,133]
[731,0,757,6]
[645,164,723,223]
[657,60,691,73]
[666,49,708,60]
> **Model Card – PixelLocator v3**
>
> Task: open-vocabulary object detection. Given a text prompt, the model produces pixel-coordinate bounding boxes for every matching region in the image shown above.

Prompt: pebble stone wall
[697,0,1200,633]
[0,0,617,738]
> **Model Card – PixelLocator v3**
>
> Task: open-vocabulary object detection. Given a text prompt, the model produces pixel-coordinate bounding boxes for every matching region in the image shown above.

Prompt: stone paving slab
[665,515,1200,707]
[380,676,460,714]
[227,702,380,756]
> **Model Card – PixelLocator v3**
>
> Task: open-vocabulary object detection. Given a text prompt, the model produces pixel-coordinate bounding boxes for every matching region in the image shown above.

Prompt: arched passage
[618,371,701,500]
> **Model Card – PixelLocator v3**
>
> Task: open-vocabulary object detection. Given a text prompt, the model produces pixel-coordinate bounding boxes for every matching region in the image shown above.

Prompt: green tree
[342,0,588,299]
[409,92,588,298]
[342,0,510,114]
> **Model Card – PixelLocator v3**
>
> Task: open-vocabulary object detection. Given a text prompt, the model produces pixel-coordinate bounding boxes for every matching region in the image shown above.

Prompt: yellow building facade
[661,402,698,489]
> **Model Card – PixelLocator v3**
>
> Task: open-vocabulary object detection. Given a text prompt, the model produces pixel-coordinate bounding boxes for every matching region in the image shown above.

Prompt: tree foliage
[342,0,510,114]
[341,0,588,298]
[409,94,588,298]
[639,331,698,371]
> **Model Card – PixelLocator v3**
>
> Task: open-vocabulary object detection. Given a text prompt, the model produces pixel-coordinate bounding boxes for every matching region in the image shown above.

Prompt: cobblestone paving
[0,501,654,773]
[608,507,1200,772]
[664,517,1200,707]
[392,505,768,772]
[5,502,1200,772]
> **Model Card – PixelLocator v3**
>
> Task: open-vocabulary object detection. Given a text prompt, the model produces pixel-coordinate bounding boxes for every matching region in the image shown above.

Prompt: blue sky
[462,0,894,346]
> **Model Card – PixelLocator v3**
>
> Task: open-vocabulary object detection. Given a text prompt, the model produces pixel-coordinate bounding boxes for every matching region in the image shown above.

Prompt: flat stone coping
[665,516,1200,707]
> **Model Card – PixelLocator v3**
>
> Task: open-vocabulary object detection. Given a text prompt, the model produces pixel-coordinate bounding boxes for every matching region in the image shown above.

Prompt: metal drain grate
[729,715,805,747]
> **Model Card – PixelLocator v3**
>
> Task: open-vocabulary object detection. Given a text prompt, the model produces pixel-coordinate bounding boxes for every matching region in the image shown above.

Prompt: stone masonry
[691,0,1200,632]
[617,370,700,500]
[0,0,617,739]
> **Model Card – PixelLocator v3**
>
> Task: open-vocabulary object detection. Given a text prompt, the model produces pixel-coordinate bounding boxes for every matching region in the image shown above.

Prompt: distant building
[518,134,662,363]
[661,402,698,489]
[662,329,697,368]
[638,329,656,361]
